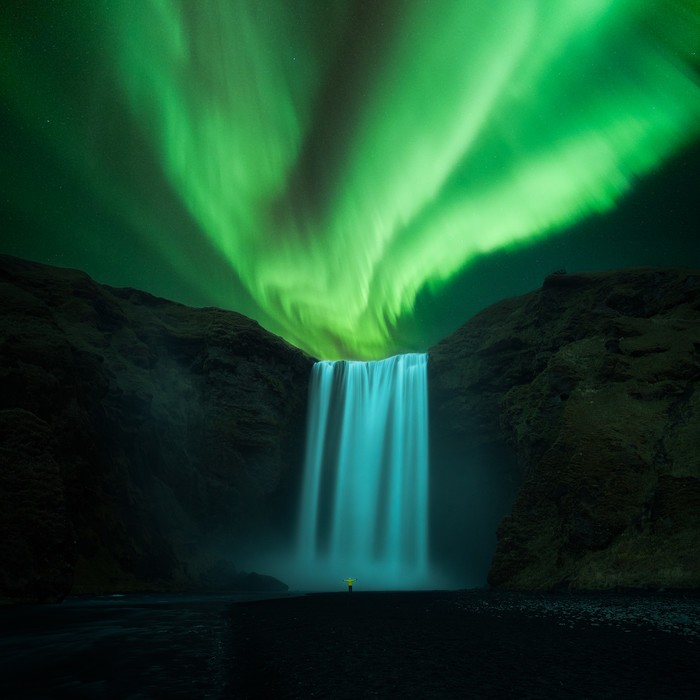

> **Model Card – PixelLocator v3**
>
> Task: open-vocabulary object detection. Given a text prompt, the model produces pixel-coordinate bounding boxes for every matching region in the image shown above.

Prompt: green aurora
[1,0,699,359]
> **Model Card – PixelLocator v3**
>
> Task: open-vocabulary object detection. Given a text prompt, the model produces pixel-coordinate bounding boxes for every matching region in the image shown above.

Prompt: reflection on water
[0,592,292,699]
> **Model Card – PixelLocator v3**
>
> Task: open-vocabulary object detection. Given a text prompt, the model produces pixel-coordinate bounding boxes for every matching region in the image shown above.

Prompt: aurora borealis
[1,1,699,359]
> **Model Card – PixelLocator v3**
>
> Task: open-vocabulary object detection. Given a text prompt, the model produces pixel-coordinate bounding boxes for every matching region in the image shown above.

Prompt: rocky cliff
[4,255,699,600]
[429,268,700,590]
[0,255,312,602]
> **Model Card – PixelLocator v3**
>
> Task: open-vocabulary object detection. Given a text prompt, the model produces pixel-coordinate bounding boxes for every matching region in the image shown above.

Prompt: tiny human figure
[342,577,357,593]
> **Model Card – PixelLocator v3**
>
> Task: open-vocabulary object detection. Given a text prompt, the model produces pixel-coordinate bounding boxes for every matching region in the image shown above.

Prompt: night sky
[1,1,699,359]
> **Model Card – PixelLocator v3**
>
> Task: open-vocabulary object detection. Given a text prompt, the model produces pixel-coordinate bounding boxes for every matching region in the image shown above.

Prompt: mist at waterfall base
[248,354,515,591]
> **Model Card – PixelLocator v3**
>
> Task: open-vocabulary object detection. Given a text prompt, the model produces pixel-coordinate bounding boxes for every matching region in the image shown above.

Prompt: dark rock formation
[0,255,312,602]
[231,571,288,592]
[5,254,698,599]
[430,268,700,590]
[0,409,75,602]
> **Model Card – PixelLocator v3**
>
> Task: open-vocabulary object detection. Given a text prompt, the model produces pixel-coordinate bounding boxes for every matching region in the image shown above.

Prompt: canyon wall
[3,254,699,600]
[0,255,312,601]
[429,268,700,590]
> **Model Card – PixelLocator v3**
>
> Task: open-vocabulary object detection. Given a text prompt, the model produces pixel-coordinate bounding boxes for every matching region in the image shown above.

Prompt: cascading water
[295,353,430,589]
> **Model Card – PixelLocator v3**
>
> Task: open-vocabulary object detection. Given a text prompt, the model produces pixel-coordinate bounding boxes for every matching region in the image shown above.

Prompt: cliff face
[0,255,312,602]
[430,268,700,590]
[5,255,699,600]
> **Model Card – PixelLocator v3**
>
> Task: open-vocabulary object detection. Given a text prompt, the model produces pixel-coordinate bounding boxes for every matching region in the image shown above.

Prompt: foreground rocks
[430,268,700,590]
[0,255,311,602]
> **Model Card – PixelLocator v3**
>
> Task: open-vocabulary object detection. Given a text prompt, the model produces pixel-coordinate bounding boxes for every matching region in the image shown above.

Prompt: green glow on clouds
[3,1,700,358]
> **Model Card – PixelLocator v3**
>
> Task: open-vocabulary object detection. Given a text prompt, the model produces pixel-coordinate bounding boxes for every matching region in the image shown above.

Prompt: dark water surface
[1,590,699,699]
[0,592,290,699]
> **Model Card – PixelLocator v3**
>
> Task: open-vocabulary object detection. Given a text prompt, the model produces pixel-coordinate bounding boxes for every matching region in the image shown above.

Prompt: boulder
[231,571,289,592]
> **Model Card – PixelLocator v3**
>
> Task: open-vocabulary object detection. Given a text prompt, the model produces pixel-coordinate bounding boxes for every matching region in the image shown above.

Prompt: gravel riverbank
[229,590,700,699]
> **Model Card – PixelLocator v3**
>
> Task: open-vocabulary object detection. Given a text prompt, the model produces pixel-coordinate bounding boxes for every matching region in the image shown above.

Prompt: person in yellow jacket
[342,577,357,592]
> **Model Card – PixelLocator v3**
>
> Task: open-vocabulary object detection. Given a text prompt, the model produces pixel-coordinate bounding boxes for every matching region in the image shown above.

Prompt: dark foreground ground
[1,590,698,698]
[231,590,700,699]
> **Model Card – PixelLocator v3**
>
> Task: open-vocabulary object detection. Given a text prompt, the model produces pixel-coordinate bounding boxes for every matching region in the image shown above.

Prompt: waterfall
[295,353,430,589]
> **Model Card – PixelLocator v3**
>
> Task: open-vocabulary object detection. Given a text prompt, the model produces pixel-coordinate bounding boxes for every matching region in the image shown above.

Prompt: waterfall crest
[295,353,429,589]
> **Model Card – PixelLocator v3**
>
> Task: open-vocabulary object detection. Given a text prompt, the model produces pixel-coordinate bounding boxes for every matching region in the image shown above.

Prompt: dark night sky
[1,0,699,359]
